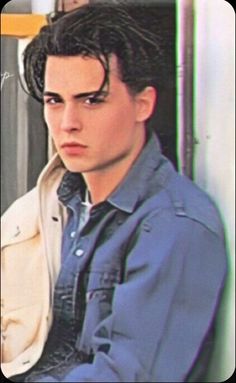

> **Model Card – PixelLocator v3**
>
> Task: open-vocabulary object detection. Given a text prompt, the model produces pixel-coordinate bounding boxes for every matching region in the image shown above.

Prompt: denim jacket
[31,133,227,382]
[2,134,227,382]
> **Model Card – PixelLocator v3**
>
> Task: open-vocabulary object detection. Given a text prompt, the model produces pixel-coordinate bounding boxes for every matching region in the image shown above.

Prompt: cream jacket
[1,155,66,378]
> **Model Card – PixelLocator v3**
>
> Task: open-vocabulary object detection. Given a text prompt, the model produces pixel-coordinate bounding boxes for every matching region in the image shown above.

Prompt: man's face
[44,55,153,174]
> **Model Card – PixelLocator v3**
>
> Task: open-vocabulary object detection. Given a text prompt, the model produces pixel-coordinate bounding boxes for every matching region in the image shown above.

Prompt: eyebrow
[43,90,109,99]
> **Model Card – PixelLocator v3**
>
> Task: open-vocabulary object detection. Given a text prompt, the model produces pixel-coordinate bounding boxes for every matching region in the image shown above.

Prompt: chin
[61,158,84,173]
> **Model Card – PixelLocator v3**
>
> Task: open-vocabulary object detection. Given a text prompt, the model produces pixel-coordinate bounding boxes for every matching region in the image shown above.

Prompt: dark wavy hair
[23,2,167,102]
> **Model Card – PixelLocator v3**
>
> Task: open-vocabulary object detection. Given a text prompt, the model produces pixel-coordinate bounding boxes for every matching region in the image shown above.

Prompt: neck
[82,132,146,205]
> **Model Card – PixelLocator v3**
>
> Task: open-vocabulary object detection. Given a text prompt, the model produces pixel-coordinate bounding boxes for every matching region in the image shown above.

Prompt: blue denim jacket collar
[108,133,163,213]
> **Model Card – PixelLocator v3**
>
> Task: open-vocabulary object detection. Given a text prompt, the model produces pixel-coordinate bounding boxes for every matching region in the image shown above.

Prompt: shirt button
[75,249,84,257]
[70,231,76,238]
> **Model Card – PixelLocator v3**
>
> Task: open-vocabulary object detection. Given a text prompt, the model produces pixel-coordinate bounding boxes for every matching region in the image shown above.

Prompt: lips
[61,142,87,148]
[61,142,88,155]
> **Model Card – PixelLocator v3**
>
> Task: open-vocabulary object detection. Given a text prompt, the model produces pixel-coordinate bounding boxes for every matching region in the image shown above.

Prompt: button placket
[73,236,89,259]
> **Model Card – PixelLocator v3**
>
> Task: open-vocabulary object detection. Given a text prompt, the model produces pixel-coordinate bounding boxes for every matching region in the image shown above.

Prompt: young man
[1,3,227,382]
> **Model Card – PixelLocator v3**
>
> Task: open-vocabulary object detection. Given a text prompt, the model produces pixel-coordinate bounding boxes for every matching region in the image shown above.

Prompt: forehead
[44,54,121,93]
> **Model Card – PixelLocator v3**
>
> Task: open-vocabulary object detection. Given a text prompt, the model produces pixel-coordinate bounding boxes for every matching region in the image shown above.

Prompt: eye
[44,96,62,105]
[84,95,106,106]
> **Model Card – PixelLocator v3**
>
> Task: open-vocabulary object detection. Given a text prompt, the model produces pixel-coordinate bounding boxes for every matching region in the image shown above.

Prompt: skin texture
[44,55,156,204]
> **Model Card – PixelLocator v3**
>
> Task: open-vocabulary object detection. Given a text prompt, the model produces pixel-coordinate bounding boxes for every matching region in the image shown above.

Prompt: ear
[135,86,157,122]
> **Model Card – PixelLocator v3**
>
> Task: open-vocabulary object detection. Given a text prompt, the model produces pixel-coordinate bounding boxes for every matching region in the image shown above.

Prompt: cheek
[43,107,49,125]
[44,110,60,137]
[101,103,136,136]
[92,113,129,146]
[44,109,52,131]
[112,107,137,141]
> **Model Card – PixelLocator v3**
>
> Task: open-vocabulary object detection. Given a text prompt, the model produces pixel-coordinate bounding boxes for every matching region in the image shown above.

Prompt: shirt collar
[57,171,85,205]
[107,133,163,213]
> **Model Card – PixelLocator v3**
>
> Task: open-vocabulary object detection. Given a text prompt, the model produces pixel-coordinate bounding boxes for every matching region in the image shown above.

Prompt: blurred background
[1,0,235,381]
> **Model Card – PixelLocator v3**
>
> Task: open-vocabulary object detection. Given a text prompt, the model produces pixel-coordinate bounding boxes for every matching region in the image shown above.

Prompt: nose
[60,102,82,132]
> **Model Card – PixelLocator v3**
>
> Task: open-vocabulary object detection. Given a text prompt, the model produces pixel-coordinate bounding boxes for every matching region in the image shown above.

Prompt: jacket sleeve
[38,210,227,382]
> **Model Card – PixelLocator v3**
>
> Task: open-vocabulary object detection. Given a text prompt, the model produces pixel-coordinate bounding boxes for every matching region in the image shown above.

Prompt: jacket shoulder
[165,173,224,237]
